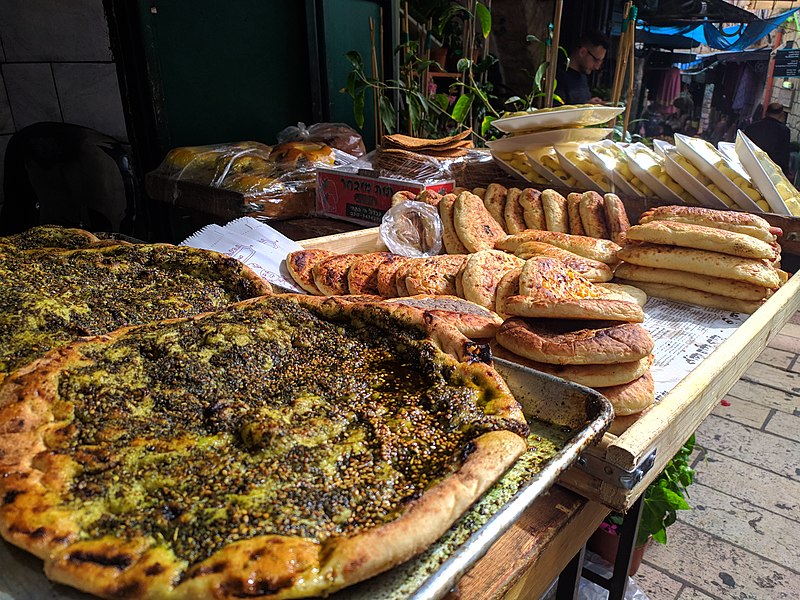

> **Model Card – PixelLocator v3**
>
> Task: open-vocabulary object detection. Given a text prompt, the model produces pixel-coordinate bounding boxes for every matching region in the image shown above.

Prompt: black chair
[0,122,141,236]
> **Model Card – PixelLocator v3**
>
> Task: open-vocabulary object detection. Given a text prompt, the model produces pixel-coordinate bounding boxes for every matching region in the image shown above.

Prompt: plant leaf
[534,62,547,92]
[345,50,364,70]
[379,95,396,134]
[481,115,496,136]
[456,58,472,72]
[451,94,473,123]
[475,3,492,38]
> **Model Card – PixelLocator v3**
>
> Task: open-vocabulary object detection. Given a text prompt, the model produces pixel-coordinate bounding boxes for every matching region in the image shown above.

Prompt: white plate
[663,147,728,210]
[487,128,613,153]
[734,131,793,216]
[585,140,645,198]
[554,147,607,193]
[652,138,674,157]
[717,141,739,166]
[674,133,763,213]
[492,106,624,133]
[623,143,684,204]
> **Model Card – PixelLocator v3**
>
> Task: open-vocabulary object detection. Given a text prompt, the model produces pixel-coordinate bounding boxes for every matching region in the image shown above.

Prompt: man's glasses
[585,48,604,64]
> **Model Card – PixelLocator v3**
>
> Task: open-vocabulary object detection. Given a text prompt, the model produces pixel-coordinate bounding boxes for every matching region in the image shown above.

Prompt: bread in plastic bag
[278,122,367,158]
[379,201,443,257]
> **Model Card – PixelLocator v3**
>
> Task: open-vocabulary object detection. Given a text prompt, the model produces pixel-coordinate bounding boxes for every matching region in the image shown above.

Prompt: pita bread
[461,250,525,310]
[472,187,487,199]
[404,255,468,296]
[614,263,772,301]
[626,220,777,260]
[496,230,622,265]
[483,183,508,230]
[492,344,654,387]
[596,282,648,307]
[613,279,765,314]
[384,294,503,338]
[567,193,586,236]
[505,257,644,322]
[541,189,568,233]
[638,205,776,243]
[347,252,395,295]
[596,371,655,416]
[616,244,782,288]
[512,241,612,282]
[286,249,336,295]
[438,193,470,255]
[453,192,506,252]
[312,253,362,296]
[503,188,528,234]
[495,318,654,365]
[519,188,546,230]
[579,191,609,239]
[494,268,523,319]
[394,258,423,297]
[376,255,415,297]
[603,193,630,245]
[391,190,418,207]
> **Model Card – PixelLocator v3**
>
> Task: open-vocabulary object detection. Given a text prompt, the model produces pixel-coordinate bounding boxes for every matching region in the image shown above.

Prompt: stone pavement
[633,312,800,599]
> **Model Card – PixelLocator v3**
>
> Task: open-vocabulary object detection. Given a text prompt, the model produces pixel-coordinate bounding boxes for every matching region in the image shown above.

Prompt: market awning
[638,7,800,51]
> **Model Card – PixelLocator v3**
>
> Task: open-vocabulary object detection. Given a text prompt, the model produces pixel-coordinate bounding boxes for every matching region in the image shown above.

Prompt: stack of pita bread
[613,206,787,314]
[374,131,473,180]
[490,256,656,417]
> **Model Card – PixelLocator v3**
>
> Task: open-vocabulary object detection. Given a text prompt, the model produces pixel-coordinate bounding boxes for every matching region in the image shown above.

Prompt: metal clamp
[575,449,657,489]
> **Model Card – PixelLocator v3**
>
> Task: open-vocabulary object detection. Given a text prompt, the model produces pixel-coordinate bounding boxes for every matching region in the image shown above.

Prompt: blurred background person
[555,29,609,105]
[744,102,791,174]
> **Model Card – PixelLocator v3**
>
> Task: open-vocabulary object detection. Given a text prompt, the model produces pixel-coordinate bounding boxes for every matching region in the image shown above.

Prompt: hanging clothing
[732,64,758,114]
[655,67,681,115]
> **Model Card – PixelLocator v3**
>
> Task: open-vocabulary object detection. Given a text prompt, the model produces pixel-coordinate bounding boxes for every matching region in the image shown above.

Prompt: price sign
[774,49,800,78]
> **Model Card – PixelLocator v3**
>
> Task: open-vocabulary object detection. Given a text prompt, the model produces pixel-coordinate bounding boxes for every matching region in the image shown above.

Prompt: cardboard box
[316,166,454,226]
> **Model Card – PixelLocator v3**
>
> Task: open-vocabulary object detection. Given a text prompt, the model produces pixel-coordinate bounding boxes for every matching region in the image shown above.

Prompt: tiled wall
[0,0,129,209]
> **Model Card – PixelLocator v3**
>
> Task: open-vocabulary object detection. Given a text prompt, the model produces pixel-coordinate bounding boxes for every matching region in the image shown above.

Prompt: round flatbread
[541,189,568,233]
[496,318,654,365]
[404,255,468,296]
[461,250,525,310]
[483,183,508,230]
[453,192,506,252]
[313,253,362,296]
[494,267,523,319]
[438,193,470,255]
[376,255,415,297]
[492,344,654,388]
[394,258,426,297]
[347,252,395,295]
[513,242,612,282]
[286,249,336,294]
[602,193,630,245]
[566,193,586,236]
[519,188,545,230]
[503,187,528,234]
[384,294,504,338]
[596,370,655,416]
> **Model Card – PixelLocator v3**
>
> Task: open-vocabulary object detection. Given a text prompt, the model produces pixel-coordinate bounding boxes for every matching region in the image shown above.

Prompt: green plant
[602,434,695,548]
[500,30,567,115]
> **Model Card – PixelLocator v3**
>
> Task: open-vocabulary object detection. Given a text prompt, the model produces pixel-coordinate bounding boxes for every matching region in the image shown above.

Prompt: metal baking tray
[0,360,612,600]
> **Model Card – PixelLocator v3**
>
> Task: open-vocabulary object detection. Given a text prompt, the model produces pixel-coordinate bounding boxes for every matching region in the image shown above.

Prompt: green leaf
[432,93,450,111]
[378,95,396,134]
[481,115,496,136]
[345,50,364,70]
[352,86,366,128]
[526,34,542,44]
[534,62,547,92]
[475,3,492,38]
[456,58,472,72]
[451,94,473,123]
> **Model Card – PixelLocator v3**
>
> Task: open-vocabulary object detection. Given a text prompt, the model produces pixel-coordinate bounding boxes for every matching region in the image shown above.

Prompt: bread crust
[454,192,506,252]
[438,194,470,255]
[542,189,569,233]
[566,193,586,236]
[404,255,468,296]
[513,242,613,282]
[1,294,528,599]
[492,344,654,387]
[626,220,777,260]
[461,250,525,310]
[614,263,771,301]
[287,249,336,294]
[602,193,630,245]
[519,188,546,230]
[347,252,395,295]
[312,253,362,295]
[638,205,776,243]
[0,225,100,250]
[483,183,508,229]
[596,370,655,416]
[579,191,609,239]
[503,187,528,233]
[616,243,781,288]
[614,279,764,314]
[375,255,414,297]
[496,318,654,365]
[384,294,503,338]
[496,230,621,264]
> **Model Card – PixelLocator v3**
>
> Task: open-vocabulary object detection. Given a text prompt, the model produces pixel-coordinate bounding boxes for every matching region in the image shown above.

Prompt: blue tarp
[638,8,799,51]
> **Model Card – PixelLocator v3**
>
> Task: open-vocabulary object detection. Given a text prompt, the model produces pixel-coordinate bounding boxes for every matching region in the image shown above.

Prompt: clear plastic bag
[277,122,366,158]
[379,201,443,257]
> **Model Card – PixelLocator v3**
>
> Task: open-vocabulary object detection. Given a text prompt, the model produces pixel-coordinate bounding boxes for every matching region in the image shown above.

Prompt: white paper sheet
[181,217,306,293]
[644,298,747,401]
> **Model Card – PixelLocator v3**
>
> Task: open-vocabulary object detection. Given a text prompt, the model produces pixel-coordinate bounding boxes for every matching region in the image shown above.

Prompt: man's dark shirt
[555,68,591,105]
[744,117,791,174]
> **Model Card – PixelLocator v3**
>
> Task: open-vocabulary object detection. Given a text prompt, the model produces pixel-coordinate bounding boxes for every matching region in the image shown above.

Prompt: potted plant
[588,434,696,575]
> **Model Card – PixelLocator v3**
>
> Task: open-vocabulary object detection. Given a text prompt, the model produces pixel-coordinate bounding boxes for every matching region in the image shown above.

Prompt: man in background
[744,103,791,174]
[555,30,609,105]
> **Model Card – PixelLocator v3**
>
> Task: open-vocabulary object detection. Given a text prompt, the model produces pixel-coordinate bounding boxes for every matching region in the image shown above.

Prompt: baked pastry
[596,371,655,416]
[602,193,630,245]
[483,183,508,229]
[384,294,504,338]
[579,191,609,239]
[567,193,586,236]
[495,318,654,365]
[453,191,507,252]
[0,225,100,250]
[438,193,470,254]
[613,279,765,314]
[286,249,336,294]
[519,188,546,230]
[376,255,415,297]
[503,187,528,234]
[347,252,396,295]
[269,141,336,166]
[460,250,525,310]
[637,205,779,243]
[597,282,648,307]
[312,253,362,295]
[496,230,622,265]
[512,241,612,282]
[541,189,569,233]
[404,254,468,296]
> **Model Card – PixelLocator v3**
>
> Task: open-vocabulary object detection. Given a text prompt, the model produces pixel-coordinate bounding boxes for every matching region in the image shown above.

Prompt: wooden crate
[298,224,800,513]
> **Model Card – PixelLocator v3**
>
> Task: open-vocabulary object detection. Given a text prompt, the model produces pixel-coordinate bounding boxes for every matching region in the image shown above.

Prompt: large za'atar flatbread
[0,294,528,600]
[0,242,272,382]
